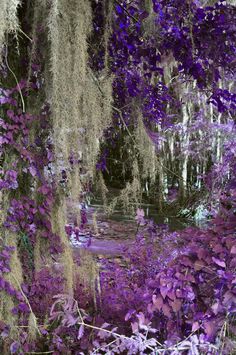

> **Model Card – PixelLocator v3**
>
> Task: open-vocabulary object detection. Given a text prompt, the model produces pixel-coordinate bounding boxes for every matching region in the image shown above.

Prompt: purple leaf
[192,321,200,332]
[77,324,84,340]
[170,298,182,313]
[29,166,37,177]
[10,341,20,354]
[212,257,226,268]
[230,246,236,254]
[152,294,163,311]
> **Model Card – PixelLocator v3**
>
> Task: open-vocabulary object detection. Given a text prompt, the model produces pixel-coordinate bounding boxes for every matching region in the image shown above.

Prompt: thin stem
[158,159,185,181]
[92,338,118,354]
[11,274,40,335]
[18,28,33,42]
[5,48,26,113]
[114,0,139,23]
[111,105,137,146]
[74,301,156,352]
[26,352,54,355]
[90,70,186,184]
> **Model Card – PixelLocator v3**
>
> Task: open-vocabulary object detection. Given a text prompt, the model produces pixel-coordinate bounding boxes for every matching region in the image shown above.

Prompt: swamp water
[68,196,208,258]
[67,196,209,303]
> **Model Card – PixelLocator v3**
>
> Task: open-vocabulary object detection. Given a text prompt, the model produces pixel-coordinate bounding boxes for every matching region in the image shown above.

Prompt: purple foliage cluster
[1,0,236,354]
[95,0,236,174]
[0,65,64,350]
[0,244,29,321]
[99,191,236,351]
[17,185,234,353]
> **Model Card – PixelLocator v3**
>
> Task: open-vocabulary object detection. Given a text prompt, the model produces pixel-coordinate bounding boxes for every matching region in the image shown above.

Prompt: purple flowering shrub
[0,65,65,351]
[37,178,235,353]
[24,193,234,354]
[1,100,235,354]
[98,176,236,351]
[1,0,236,353]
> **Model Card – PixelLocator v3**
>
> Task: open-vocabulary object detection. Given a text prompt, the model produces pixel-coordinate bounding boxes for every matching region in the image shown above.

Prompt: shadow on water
[70,195,208,257]
[88,198,203,232]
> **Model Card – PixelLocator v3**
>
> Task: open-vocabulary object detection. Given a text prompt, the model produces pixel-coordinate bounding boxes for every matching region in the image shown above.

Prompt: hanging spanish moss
[48,0,113,180]
[0,0,21,55]
[106,158,142,216]
[76,249,99,308]
[136,112,158,183]
[51,197,74,294]
[48,0,92,170]
[1,0,236,353]
[0,233,23,336]
[44,0,113,293]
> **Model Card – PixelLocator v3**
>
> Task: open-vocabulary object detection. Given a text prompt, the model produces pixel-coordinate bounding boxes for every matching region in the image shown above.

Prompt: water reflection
[88,199,203,231]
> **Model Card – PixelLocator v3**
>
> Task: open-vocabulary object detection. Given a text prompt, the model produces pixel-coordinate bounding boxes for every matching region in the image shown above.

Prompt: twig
[26,352,54,355]
[11,274,40,335]
[89,70,137,147]
[25,352,54,354]
[219,318,229,355]
[74,300,156,353]
[111,105,137,146]
[158,159,185,181]
[89,70,187,183]
[18,28,33,42]
[92,338,118,354]
[114,0,139,23]
[77,303,85,324]
[5,47,26,113]
[89,70,104,97]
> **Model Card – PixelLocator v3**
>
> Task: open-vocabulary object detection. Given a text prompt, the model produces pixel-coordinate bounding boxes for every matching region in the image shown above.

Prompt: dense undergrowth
[1,0,236,354]
[1,128,236,353]
[1,181,236,354]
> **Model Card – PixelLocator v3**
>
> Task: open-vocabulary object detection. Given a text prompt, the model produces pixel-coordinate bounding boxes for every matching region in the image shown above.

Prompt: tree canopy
[0,0,236,353]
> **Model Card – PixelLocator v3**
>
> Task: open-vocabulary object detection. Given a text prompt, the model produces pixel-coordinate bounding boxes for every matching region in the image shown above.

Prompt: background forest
[0,0,236,354]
